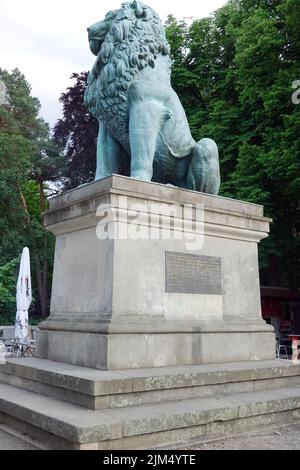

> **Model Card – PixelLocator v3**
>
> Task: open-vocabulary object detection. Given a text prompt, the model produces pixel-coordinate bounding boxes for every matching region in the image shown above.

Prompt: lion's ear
[131,0,144,18]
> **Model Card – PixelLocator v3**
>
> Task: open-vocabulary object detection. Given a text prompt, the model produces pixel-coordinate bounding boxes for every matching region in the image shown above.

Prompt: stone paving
[1,423,300,450]
[0,427,38,450]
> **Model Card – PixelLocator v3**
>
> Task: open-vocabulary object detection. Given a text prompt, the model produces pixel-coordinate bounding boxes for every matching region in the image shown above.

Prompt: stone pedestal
[36,175,275,369]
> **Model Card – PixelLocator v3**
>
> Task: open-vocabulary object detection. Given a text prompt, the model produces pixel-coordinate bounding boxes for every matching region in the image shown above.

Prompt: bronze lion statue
[85,1,220,194]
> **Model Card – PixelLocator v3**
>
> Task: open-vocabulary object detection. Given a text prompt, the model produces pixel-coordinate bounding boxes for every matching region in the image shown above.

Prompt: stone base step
[0,358,300,410]
[0,380,300,449]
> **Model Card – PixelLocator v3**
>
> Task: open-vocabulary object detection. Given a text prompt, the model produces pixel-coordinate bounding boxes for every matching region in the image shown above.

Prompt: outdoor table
[285,335,300,361]
[4,339,35,358]
[17,341,35,357]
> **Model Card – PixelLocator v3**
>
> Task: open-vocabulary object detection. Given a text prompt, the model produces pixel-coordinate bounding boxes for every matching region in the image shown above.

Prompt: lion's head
[85,1,170,119]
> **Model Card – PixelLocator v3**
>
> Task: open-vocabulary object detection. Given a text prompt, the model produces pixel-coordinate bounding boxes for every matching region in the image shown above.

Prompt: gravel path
[188,423,300,450]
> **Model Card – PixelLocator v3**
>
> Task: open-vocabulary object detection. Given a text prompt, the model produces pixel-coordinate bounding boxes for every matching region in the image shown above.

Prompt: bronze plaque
[165,251,222,295]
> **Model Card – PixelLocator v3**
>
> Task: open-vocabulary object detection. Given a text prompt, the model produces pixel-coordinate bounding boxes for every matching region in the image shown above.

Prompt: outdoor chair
[276,340,288,359]
[7,339,35,358]
[1,330,36,358]
[0,341,14,363]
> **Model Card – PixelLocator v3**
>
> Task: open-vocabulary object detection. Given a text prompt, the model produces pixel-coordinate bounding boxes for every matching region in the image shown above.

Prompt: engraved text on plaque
[165,252,222,295]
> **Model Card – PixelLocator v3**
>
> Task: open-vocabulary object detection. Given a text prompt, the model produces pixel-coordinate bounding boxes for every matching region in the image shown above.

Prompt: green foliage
[1,0,299,323]
[0,68,65,322]
[166,0,300,288]
[0,68,48,140]
[0,257,20,325]
[0,131,33,266]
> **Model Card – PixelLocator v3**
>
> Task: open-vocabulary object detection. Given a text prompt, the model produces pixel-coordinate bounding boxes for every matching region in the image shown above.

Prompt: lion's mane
[85,2,170,147]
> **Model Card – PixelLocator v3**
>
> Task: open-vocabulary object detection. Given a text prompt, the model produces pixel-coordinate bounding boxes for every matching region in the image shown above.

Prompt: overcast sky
[0,0,227,129]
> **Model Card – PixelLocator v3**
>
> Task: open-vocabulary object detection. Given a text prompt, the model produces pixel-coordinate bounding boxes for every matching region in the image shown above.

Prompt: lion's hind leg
[186,138,221,195]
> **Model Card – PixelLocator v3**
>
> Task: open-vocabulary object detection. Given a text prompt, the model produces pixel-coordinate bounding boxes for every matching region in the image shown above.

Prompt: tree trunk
[43,236,48,315]
[19,183,49,319]
[35,256,48,318]
[39,179,46,213]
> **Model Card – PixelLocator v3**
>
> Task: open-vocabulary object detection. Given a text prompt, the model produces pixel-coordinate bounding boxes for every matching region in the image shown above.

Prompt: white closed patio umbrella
[15,247,32,341]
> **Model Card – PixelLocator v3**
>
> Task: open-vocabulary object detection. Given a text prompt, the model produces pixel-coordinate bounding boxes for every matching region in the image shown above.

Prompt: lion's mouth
[87,22,109,56]
[88,27,106,42]
[88,38,103,56]
[87,10,118,56]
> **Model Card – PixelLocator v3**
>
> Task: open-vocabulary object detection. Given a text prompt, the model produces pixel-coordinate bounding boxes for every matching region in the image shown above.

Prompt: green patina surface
[85,1,220,195]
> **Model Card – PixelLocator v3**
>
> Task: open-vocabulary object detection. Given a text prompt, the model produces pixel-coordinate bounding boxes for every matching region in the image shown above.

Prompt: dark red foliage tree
[53,72,98,189]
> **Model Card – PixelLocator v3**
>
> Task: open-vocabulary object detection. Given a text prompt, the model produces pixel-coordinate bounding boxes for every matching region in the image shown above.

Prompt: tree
[0,68,49,140]
[168,1,300,289]
[54,72,98,189]
[52,1,300,290]
[0,68,65,322]
[0,257,20,325]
